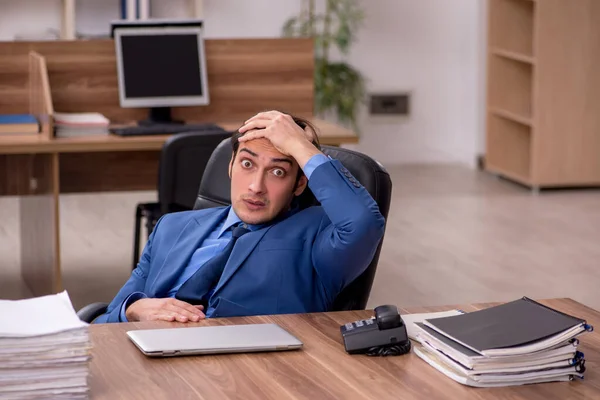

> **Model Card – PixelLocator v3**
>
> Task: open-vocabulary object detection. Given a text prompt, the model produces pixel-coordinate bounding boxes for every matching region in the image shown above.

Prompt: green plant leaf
[298,18,314,37]
[282,17,298,37]
[313,60,365,132]
[283,0,366,134]
[335,23,351,54]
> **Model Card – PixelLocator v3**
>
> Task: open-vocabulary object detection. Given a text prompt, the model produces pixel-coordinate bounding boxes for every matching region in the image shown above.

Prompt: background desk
[90,298,600,400]
[0,119,357,297]
[0,38,358,297]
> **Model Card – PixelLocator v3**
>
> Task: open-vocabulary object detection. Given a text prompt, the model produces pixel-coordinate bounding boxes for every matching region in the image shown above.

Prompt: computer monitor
[113,23,209,126]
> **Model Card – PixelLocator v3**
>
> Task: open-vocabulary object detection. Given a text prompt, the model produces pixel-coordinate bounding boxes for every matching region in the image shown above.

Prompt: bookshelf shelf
[486,114,531,183]
[485,0,600,188]
[489,107,532,128]
[58,0,204,40]
[489,0,535,57]
[490,47,535,65]
[488,54,533,120]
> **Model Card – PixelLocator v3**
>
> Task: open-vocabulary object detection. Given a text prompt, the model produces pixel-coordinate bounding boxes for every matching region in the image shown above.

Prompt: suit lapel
[212,225,272,296]
[149,207,230,293]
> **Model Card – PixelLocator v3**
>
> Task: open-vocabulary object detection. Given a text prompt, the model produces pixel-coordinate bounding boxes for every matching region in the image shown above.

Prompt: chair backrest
[194,138,392,311]
[157,129,233,214]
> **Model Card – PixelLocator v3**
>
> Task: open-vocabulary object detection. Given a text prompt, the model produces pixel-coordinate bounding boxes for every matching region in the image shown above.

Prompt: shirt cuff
[119,292,148,322]
[302,153,330,180]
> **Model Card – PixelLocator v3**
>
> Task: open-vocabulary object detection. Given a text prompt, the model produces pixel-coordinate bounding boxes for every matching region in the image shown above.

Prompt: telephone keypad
[342,318,378,333]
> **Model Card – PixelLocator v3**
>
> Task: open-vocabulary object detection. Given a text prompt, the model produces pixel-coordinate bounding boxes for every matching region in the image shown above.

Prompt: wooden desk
[89,299,600,400]
[0,119,357,155]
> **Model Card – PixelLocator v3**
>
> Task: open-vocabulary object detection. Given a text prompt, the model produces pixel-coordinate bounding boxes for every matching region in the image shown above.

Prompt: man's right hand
[125,298,205,322]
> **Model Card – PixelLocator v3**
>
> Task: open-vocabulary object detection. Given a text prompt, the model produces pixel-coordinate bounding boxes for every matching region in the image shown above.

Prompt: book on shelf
[53,112,110,138]
[412,297,593,388]
[0,114,39,135]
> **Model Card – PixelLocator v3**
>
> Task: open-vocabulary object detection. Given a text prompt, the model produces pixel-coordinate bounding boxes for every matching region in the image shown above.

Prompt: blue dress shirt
[119,153,329,321]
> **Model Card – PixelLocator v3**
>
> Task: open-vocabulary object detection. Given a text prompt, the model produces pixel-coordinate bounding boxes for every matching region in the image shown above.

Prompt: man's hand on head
[125,298,205,322]
[238,111,322,168]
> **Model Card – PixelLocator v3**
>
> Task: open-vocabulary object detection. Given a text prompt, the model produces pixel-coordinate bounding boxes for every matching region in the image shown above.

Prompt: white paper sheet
[403,309,464,340]
[0,291,88,337]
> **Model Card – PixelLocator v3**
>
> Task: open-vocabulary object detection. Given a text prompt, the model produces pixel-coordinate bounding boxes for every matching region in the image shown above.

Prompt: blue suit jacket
[95,159,385,323]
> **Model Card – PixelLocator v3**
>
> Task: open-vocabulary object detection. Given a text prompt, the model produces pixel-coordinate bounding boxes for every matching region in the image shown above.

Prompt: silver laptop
[126,323,303,357]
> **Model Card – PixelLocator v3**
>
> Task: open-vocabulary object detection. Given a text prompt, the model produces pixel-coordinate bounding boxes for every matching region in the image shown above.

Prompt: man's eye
[241,160,253,168]
[272,168,285,177]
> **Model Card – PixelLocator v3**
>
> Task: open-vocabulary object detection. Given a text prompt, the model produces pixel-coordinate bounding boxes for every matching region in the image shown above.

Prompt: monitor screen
[114,27,209,108]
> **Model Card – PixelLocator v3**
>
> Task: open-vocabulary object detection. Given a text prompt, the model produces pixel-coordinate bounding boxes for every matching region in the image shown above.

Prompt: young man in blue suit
[95,110,385,323]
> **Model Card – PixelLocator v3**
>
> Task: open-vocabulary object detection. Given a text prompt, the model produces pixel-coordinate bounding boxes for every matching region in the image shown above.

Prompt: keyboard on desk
[110,123,226,136]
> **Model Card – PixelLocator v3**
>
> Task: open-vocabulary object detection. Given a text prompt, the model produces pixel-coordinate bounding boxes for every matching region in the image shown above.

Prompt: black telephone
[340,305,411,356]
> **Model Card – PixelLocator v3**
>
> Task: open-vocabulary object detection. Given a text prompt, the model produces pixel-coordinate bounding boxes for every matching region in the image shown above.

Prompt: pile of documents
[53,112,110,137]
[0,291,91,399]
[413,297,592,387]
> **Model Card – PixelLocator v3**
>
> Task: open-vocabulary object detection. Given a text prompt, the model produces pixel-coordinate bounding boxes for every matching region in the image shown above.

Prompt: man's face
[229,137,307,225]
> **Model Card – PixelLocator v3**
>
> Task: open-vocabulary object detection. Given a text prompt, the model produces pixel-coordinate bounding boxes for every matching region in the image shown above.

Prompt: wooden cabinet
[485,0,600,188]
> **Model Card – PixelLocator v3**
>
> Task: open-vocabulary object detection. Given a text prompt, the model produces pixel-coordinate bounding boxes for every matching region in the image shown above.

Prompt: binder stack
[413,297,593,387]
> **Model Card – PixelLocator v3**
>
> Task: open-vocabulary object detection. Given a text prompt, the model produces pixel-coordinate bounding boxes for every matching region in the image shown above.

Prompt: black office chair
[77,139,392,321]
[132,129,233,270]
[193,139,392,311]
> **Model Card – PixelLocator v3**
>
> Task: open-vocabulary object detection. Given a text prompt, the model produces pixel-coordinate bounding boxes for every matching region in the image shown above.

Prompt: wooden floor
[1,164,599,312]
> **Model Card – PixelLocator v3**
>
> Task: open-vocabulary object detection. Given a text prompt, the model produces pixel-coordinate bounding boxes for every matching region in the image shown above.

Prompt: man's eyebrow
[271,157,293,166]
[239,148,258,157]
[240,148,293,166]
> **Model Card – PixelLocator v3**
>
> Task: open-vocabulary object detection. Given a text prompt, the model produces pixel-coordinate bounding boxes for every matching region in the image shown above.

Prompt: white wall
[0,0,62,40]
[0,0,486,166]
[348,0,484,166]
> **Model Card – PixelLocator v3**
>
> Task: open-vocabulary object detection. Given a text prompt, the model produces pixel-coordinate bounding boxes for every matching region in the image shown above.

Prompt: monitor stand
[138,107,184,126]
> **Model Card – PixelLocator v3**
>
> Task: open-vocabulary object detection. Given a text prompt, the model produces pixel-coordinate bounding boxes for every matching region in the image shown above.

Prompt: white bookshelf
[59,0,205,40]
[61,0,76,40]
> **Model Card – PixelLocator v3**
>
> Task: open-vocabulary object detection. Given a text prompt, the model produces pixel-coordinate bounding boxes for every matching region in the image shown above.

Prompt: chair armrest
[77,302,109,323]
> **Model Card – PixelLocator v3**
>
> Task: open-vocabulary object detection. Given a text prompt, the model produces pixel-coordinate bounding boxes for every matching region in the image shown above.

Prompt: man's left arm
[303,155,385,303]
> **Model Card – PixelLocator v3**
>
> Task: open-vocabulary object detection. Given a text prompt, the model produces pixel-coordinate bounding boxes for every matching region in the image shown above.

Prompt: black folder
[424,297,589,353]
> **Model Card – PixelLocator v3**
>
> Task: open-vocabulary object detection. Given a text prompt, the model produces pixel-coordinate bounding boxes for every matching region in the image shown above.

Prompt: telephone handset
[340,305,411,356]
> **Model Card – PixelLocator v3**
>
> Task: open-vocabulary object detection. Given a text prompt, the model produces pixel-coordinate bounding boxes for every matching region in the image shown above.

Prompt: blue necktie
[175,224,250,305]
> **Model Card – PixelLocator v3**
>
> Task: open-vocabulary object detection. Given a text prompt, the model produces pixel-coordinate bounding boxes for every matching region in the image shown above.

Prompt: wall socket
[369,93,410,116]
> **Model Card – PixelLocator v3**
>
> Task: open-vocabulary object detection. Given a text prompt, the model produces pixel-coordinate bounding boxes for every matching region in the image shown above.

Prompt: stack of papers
[0,291,91,399]
[53,112,110,137]
[413,297,592,388]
